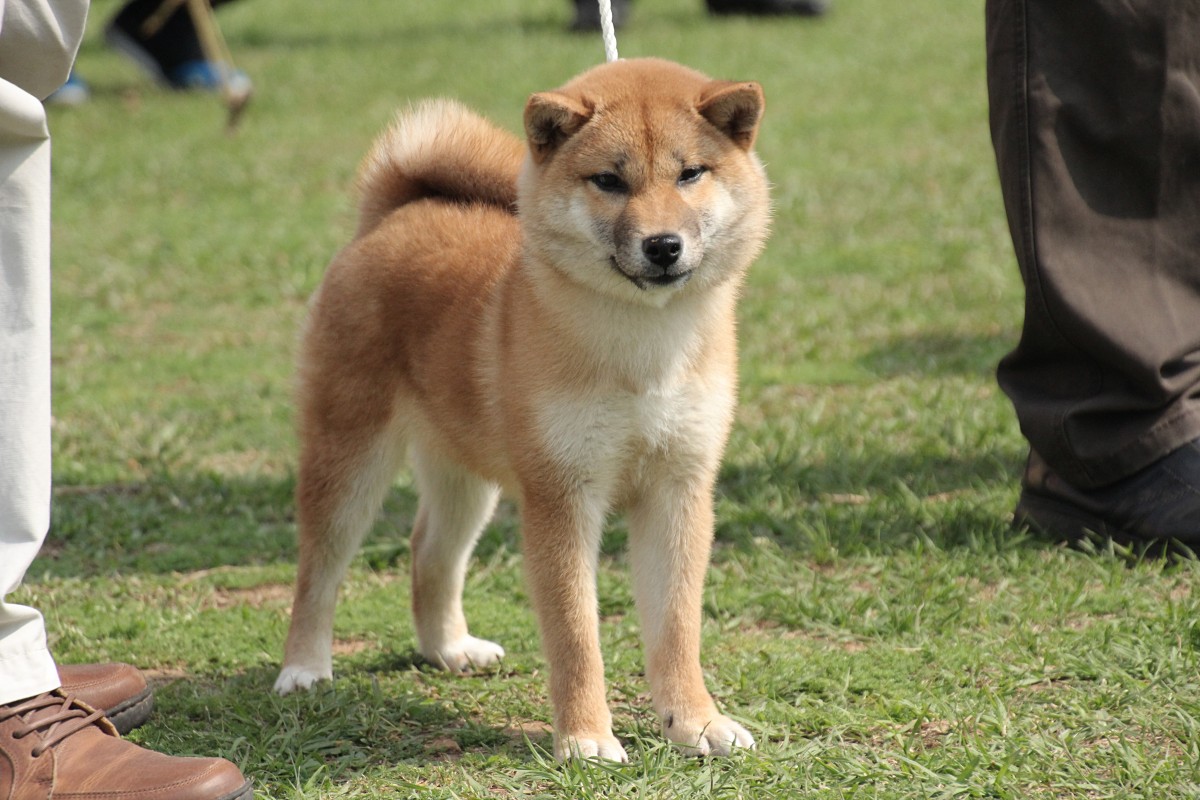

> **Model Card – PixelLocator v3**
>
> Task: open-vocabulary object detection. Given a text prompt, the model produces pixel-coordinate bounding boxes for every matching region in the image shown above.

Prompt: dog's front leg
[522,490,627,762]
[627,478,755,756]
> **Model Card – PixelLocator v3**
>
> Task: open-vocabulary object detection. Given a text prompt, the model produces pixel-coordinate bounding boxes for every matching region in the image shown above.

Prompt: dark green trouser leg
[986,0,1200,489]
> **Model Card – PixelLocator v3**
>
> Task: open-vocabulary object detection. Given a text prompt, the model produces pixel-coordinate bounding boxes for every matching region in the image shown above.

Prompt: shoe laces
[0,691,105,757]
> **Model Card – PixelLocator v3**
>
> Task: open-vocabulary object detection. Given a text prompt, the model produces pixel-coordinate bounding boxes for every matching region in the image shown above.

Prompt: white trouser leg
[0,0,91,704]
[0,78,59,704]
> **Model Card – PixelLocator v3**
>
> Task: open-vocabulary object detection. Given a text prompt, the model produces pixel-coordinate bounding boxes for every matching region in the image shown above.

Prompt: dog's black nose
[642,234,683,268]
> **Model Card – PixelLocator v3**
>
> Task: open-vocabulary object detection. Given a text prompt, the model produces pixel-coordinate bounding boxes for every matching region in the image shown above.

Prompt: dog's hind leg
[275,426,406,694]
[409,446,504,672]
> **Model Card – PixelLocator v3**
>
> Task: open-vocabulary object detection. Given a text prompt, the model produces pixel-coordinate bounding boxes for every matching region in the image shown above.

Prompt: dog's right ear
[697,81,765,150]
[524,92,592,163]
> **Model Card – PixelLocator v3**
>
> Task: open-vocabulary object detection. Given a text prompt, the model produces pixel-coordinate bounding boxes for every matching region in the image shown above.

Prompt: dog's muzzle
[611,233,694,290]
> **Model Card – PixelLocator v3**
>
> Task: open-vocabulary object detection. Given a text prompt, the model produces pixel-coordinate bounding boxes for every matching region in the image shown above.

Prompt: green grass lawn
[17,0,1200,796]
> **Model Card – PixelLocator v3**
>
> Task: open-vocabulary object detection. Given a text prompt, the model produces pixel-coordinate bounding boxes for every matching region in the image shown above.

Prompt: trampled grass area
[17,0,1200,796]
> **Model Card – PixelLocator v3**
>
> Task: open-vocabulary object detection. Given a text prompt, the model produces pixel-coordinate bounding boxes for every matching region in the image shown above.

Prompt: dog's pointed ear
[697,81,765,150]
[524,92,593,163]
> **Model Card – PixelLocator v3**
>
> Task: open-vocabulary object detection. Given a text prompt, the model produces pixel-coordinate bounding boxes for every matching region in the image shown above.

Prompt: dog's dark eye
[589,172,626,193]
[679,166,707,185]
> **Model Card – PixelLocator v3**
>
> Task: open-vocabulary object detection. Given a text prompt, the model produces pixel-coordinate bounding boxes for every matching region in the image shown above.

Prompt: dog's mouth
[609,257,693,290]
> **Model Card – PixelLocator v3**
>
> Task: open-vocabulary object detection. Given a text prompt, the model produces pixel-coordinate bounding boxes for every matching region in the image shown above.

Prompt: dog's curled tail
[355,99,526,237]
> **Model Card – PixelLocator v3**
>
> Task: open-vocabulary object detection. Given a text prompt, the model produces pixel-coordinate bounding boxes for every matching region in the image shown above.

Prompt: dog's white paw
[422,635,505,672]
[554,732,629,763]
[665,712,755,757]
[274,664,331,695]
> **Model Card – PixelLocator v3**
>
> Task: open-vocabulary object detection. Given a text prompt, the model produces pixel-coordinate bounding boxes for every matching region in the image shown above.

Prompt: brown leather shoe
[0,690,251,800]
[57,663,154,735]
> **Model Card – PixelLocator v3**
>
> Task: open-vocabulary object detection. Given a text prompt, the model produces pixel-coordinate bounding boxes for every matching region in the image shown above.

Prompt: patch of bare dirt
[207,583,294,610]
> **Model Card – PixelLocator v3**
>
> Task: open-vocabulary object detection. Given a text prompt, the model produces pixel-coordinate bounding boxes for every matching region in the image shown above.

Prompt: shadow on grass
[43,473,301,578]
[136,664,548,792]
[43,470,528,579]
[858,330,1014,379]
[42,438,1030,580]
[716,444,1029,555]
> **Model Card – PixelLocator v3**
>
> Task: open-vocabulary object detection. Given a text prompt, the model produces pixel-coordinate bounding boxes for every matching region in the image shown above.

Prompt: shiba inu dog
[274,57,771,762]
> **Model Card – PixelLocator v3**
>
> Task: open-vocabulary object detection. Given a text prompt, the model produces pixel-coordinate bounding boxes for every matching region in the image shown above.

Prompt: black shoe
[570,0,629,32]
[1014,439,1200,552]
[706,0,830,16]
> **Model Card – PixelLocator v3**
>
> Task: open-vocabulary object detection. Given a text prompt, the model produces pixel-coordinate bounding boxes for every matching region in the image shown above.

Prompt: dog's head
[518,58,771,308]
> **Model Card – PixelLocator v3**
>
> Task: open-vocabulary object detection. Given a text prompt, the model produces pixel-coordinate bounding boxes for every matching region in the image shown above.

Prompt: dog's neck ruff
[521,257,736,392]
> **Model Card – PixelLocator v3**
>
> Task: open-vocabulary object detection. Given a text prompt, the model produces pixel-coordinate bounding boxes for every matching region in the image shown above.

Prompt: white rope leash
[598,0,619,62]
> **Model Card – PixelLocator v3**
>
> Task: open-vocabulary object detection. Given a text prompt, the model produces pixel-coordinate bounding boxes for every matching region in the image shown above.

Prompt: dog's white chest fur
[534,374,732,498]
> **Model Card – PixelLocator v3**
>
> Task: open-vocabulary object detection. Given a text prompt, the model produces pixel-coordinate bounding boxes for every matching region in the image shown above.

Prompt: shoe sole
[1013,489,1115,541]
[217,780,254,800]
[1015,490,1192,558]
[105,687,155,735]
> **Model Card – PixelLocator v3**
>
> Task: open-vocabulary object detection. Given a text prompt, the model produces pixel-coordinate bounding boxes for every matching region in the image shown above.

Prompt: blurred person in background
[51,0,249,104]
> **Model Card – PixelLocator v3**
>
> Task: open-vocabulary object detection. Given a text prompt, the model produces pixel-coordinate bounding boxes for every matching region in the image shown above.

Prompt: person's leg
[987,0,1200,543]
[987,0,1200,541]
[106,0,248,91]
[987,0,1200,490]
[0,74,61,708]
[0,7,253,797]
[109,0,232,74]
[569,0,630,32]
[0,7,158,727]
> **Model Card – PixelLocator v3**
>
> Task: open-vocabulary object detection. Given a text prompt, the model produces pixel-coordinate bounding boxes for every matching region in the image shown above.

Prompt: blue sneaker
[166,60,252,96]
[46,72,90,106]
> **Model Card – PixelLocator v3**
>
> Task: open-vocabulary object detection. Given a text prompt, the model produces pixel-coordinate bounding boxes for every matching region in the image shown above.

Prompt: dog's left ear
[525,92,593,164]
[697,81,765,150]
